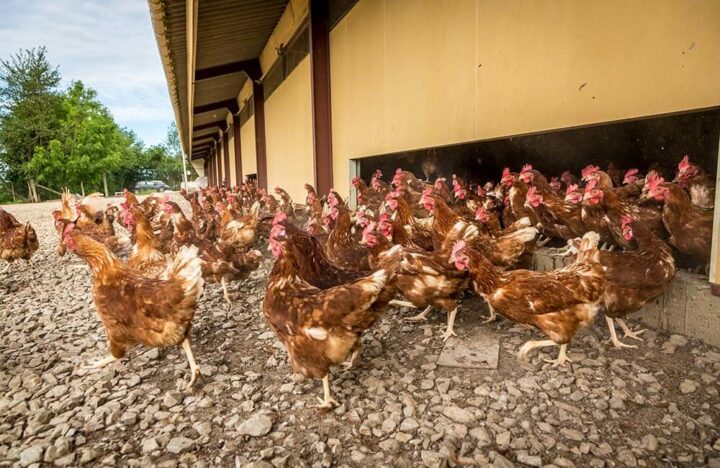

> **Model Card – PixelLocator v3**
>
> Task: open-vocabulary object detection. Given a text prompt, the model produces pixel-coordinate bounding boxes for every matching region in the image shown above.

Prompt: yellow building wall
[329,0,720,197]
[240,116,257,179]
[264,56,314,202]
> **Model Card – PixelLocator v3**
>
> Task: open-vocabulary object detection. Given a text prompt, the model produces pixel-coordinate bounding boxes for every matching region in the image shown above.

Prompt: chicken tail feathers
[510,216,532,229]
[168,245,205,299]
[574,231,601,263]
[578,231,600,251]
[375,244,403,278]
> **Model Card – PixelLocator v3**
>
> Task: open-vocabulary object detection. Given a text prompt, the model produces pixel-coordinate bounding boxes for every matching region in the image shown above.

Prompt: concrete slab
[437,328,500,369]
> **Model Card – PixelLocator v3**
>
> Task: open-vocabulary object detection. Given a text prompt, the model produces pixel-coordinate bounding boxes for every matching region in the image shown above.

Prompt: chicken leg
[616,318,645,342]
[181,338,203,390]
[221,278,232,308]
[442,307,458,341]
[316,374,339,409]
[405,305,432,322]
[342,343,362,370]
[390,300,417,309]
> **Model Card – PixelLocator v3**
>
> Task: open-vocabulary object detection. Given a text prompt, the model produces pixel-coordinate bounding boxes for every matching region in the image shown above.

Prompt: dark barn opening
[357,108,720,188]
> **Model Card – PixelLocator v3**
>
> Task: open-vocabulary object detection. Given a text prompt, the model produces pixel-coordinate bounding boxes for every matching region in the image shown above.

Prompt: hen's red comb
[273,212,287,225]
[451,240,466,258]
[581,165,600,179]
[565,183,579,195]
[646,171,665,191]
[678,155,690,171]
[621,215,633,226]
[363,221,377,235]
[584,178,599,192]
[521,164,533,173]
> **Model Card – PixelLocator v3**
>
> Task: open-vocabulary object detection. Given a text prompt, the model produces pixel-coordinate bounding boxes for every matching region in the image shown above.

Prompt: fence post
[80,181,85,197]
[10,183,15,203]
[26,180,35,203]
[32,180,40,202]
[103,173,109,197]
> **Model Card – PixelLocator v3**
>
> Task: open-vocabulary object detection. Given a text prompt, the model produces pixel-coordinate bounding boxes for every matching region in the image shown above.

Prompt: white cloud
[0,0,174,146]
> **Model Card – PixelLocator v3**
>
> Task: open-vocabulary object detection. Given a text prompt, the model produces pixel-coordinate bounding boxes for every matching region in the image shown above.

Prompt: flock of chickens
[0,154,714,409]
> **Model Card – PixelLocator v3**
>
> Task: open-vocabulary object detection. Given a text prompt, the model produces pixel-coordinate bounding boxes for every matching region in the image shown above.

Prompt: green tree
[0,47,64,192]
[164,121,181,158]
[1,46,184,200]
[26,81,126,193]
[154,122,184,188]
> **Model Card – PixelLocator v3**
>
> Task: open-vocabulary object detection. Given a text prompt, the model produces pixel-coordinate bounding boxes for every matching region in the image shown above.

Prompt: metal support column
[233,114,243,185]
[253,82,268,190]
[309,0,334,196]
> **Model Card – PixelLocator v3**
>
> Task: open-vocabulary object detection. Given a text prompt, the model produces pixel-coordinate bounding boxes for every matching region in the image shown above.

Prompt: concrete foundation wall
[534,248,720,348]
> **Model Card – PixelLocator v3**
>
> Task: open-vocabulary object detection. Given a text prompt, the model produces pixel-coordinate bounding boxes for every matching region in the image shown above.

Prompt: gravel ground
[1,195,720,468]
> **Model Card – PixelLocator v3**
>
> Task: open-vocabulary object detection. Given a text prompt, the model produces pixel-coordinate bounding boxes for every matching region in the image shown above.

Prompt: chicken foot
[181,338,203,390]
[482,304,497,323]
[404,305,432,322]
[517,339,573,367]
[604,316,638,348]
[537,235,551,247]
[316,374,339,409]
[441,308,458,341]
[81,355,119,369]
[544,344,572,367]
[390,300,417,309]
[616,318,645,342]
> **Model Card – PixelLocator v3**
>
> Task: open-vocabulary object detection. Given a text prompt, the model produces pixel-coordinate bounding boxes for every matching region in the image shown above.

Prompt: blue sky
[0,0,174,146]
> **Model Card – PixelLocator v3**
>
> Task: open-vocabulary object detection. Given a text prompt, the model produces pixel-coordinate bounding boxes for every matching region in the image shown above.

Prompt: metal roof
[149,0,289,159]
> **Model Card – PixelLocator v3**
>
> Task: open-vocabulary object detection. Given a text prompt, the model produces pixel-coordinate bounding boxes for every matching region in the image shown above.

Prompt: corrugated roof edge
[148,0,188,155]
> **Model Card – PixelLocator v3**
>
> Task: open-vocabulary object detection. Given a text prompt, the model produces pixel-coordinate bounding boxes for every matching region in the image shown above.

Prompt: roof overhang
[148,0,289,160]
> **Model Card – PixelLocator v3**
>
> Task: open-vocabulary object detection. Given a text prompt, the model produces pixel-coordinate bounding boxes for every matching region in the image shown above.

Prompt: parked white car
[181,176,208,192]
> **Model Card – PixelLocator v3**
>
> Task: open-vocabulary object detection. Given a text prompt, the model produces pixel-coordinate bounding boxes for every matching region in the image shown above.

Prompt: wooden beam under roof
[193,120,227,132]
[193,99,239,115]
[194,59,262,81]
